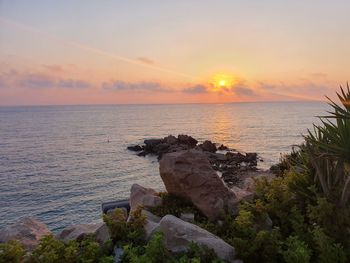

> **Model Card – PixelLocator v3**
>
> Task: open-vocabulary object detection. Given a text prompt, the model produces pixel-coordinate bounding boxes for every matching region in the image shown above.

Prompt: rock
[163,135,177,145]
[56,223,104,242]
[177,134,198,147]
[0,217,51,250]
[95,224,111,244]
[231,186,254,202]
[144,139,163,146]
[127,145,143,151]
[198,140,217,153]
[180,213,195,223]
[142,210,161,239]
[129,184,162,212]
[159,150,238,220]
[218,144,229,151]
[159,215,236,262]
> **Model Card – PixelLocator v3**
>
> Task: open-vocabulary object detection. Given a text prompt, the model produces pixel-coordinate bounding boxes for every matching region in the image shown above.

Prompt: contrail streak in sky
[0,16,199,81]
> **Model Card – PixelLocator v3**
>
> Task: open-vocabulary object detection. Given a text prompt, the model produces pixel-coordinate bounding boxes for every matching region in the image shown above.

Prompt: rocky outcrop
[129,184,162,212]
[197,140,217,153]
[159,215,236,262]
[0,217,51,250]
[56,223,104,242]
[159,150,239,220]
[127,134,260,188]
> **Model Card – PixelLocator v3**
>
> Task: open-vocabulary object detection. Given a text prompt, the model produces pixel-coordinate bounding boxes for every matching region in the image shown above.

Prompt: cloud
[19,73,56,88]
[182,84,209,94]
[42,64,63,72]
[103,80,173,93]
[0,70,92,89]
[234,86,255,96]
[136,57,155,65]
[57,79,92,89]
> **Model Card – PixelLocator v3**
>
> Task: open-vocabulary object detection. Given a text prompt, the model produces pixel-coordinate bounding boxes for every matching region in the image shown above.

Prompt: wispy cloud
[0,70,92,89]
[182,84,209,94]
[42,64,64,72]
[136,57,155,65]
[103,80,173,93]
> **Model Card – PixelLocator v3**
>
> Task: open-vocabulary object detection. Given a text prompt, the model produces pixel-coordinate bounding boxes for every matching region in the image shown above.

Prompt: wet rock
[159,150,238,220]
[0,217,51,251]
[56,223,104,242]
[177,134,198,147]
[164,135,177,145]
[197,140,217,153]
[127,145,143,152]
[218,144,229,151]
[129,184,162,212]
[159,215,236,262]
[144,139,163,147]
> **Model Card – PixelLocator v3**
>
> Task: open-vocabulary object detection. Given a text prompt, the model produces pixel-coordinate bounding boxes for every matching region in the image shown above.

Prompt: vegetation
[1,85,349,262]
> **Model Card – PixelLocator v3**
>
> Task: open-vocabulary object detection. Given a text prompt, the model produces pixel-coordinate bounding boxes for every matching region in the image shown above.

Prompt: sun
[209,73,236,91]
[219,79,226,87]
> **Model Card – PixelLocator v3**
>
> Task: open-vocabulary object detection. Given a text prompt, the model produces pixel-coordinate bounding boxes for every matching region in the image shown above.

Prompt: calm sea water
[0,102,326,232]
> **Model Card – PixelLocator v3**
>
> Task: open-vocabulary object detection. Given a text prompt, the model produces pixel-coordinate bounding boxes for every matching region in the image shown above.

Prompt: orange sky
[0,1,349,105]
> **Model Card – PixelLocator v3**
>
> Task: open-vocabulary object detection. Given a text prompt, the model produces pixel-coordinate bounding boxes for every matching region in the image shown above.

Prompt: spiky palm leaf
[305,84,350,206]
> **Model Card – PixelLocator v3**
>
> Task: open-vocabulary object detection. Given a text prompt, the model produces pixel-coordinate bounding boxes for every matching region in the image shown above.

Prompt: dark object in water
[127,145,143,151]
[102,199,130,214]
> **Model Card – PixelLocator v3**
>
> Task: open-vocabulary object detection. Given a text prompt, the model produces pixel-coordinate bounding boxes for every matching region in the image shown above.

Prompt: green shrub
[0,240,25,263]
[27,235,113,263]
[281,236,311,263]
[312,227,347,263]
[103,207,146,246]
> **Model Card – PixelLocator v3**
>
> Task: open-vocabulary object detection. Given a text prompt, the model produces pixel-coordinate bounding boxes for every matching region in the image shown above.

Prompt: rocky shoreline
[127,134,267,187]
[0,135,274,262]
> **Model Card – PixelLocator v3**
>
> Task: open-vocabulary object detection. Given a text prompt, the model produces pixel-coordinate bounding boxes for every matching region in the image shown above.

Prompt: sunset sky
[0,0,349,105]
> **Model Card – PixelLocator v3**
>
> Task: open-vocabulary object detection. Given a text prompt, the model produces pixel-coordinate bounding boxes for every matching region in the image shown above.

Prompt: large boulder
[159,215,236,262]
[0,217,51,250]
[159,150,238,220]
[129,184,162,212]
[56,223,104,242]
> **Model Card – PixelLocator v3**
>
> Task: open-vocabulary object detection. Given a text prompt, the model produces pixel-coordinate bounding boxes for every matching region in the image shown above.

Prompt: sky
[0,0,349,105]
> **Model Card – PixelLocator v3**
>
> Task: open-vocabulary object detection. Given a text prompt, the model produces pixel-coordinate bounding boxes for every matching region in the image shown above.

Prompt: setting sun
[210,73,237,91]
[219,80,226,87]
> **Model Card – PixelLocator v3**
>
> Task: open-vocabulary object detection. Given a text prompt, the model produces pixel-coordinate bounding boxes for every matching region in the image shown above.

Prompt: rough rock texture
[159,150,238,220]
[56,223,104,242]
[231,186,254,202]
[0,217,51,250]
[129,184,162,212]
[142,210,161,239]
[159,215,236,263]
[95,224,111,244]
[197,140,217,153]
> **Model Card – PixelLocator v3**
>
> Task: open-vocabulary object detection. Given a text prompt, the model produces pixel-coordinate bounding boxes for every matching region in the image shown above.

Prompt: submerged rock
[159,150,238,220]
[159,215,236,262]
[127,145,143,151]
[0,217,51,250]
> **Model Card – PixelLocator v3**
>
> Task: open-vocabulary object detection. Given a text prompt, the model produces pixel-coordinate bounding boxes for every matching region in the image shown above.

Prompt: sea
[0,102,326,232]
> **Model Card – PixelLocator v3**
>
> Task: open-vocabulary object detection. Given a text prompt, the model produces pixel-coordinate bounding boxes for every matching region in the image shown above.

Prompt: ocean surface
[0,102,326,232]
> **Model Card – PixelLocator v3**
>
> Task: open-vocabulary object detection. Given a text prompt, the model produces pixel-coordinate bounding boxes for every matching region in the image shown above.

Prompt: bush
[103,207,146,246]
[0,240,25,263]
[281,236,312,263]
[27,235,113,263]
